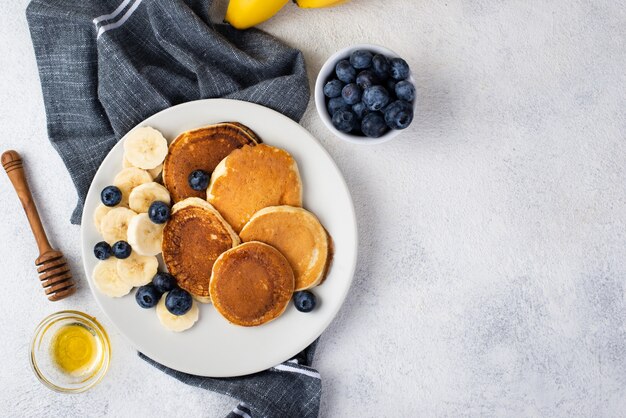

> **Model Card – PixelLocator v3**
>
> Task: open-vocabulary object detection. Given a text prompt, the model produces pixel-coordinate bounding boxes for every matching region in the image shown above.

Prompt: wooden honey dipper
[2,150,76,301]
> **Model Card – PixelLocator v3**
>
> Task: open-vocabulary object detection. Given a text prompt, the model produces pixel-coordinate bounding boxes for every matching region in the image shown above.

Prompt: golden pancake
[210,241,295,327]
[207,144,302,233]
[162,197,239,303]
[162,123,259,203]
[239,206,332,290]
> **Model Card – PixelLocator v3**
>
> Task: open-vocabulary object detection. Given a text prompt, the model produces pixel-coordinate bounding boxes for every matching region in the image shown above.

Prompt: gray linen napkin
[27,1,320,417]
[140,342,320,418]
[26,0,309,224]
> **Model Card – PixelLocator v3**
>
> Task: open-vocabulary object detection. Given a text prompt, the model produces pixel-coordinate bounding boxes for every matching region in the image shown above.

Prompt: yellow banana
[225,0,289,30]
[294,0,350,8]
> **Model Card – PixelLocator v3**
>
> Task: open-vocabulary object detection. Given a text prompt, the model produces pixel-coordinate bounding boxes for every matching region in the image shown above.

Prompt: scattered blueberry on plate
[153,272,177,293]
[188,169,210,191]
[148,201,170,224]
[165,288,193,316]
[324,49,415,138]
[101,185,122,207]
[293,291,316,313]
[135,284,161,309]
[111,240,132,259]
[94,241,112,260]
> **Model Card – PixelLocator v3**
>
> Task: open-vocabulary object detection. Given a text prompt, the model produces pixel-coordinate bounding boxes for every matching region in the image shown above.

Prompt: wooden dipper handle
[2,150,53,255]
[2,150,75,301]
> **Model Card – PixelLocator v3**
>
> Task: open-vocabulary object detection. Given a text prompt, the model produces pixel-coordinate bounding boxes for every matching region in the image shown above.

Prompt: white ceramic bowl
[314,44,417,145]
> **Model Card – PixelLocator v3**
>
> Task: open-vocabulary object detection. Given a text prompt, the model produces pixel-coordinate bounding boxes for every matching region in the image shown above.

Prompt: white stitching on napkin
[94,0,143,39]
[231,407,252,418]
[92,0,132,25]
[231,404,252,418]
[273,364,321,379]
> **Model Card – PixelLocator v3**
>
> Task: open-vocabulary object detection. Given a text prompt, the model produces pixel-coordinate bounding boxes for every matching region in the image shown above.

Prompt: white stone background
[1,0,625,416]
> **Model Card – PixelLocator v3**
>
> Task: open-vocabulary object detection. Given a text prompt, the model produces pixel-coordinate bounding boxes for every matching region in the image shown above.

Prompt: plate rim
[80,98,358,377]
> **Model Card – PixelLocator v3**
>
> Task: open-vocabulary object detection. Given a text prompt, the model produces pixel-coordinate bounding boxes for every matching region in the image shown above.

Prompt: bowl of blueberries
[315,44,416,144]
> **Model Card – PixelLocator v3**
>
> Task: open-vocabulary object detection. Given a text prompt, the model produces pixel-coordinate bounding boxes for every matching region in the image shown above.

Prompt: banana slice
[100,207,137,244]
[122,156,133,169]
[124,126,169,170]
[147,164,163,179]
[127,213,164,256]
[93,204,113,234]
[92,259,133,297]
[128,182,171,213]
[113,167,152,207]
[156,292,199,332]
[123,156,163,179]
[116,252,158,287]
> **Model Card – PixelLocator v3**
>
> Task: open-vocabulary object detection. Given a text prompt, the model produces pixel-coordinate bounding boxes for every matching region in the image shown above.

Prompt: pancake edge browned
[239,205,331,290]
[209,241,295,327]
[162,197,240,303]
[162,123,258,202]
[223,122,262,144]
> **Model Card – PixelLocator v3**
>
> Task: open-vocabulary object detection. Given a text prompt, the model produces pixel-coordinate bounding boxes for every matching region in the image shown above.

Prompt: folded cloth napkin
[27,1,319,417]
[26,0,309,224]
[140,341,320,418]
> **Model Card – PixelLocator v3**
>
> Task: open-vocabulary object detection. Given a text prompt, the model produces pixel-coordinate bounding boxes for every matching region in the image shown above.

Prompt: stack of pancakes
[161,123,332,327]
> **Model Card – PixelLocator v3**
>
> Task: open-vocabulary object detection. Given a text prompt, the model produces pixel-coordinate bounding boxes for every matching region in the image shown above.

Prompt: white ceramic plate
[81,99,357,377]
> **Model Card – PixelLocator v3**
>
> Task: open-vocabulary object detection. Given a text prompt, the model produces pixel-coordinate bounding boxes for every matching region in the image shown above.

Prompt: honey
[32,311,110,392]
[50,323,101,376]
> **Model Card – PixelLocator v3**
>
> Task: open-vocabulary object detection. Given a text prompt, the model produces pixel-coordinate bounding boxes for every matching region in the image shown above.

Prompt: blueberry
[371,54,390,80]
[362,86,390,111]
[389,57,410,80]
[323,79,344,98]
[331,110,357,133]
[384,100,414,130]
[349,50,373,69]
[293,291,316,313]
[352,102,369,120]
[395,80,415,102]
[361,112,389,138]
[341,83,362,105]
[94,241,112,260]
[335,59,356,83]
[112,241,132,259]
[135,284,161,309]
[148,201,170,224]
[355,70,378,90]
[327,97,350,115]
[386,79,397,96]
[165,288,193,316]
[101,185,122,207]
[152,272,177,293]
[188,169,209,191]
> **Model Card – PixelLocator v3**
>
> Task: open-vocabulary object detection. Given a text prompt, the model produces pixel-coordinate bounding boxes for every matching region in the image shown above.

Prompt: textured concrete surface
[1,0,625,416]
